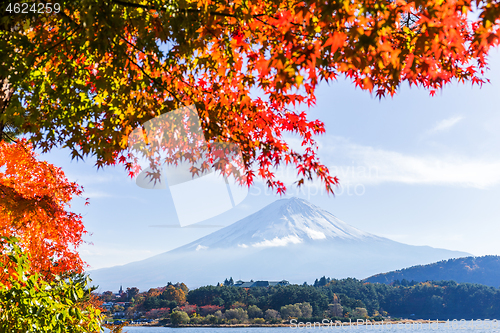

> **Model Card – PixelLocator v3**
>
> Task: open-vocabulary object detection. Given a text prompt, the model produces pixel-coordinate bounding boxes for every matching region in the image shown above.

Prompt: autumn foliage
[2,0,500,194]
[145,307,170,319]
[0,140,87,277]
[199,304,224,316]
[163,285,187,304]
[179,304,198,316]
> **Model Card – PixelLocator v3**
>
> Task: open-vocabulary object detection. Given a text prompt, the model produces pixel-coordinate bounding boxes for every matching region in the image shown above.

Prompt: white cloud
[196,245,208,251]
[338,145,500,189]
[238,244,249,248]
[304,228,326,240]
[299,136,500,190]
[427,116,464,134]
[251,235,303,248]
[255,135,500,190]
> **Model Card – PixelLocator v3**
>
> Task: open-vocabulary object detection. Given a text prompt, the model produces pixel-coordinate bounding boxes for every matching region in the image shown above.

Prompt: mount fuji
[89,197,470,291]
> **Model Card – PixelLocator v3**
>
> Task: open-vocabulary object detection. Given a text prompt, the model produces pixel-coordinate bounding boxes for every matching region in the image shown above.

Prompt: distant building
[234,280,289,288]
[115,285,124,297]
[102,302,114,310]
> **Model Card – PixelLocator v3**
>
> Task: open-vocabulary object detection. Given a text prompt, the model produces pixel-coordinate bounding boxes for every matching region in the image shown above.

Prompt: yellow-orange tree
[162,285,187,304]
[1,0,500,193]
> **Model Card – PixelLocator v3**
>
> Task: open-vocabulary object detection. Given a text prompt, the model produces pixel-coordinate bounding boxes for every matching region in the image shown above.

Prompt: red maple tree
[0,140,87,277]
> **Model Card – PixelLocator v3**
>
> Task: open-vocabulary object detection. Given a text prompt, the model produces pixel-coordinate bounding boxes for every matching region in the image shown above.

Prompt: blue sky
[39,49,500,271]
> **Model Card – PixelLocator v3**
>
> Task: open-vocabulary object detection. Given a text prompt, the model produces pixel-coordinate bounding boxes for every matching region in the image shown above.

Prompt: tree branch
[110,0,267,18]
[110,37,184,105]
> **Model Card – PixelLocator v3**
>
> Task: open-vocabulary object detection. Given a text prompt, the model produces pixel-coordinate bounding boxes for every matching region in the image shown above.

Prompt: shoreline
[125,319,449,328]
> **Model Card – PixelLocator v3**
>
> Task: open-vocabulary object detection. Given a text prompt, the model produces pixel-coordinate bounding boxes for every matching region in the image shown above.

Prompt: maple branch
[1,129,16,143]
[58,8,83,29]
[253,16,318,40]
[114,32,211,104]
[112,38,183,105]
[110,0,267,18]
[0,78,15,142]
[18,26,81,87]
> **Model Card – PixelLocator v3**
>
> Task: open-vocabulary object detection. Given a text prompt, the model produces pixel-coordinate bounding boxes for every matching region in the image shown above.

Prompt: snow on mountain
[89,197,471,291]
[174,197,378,252]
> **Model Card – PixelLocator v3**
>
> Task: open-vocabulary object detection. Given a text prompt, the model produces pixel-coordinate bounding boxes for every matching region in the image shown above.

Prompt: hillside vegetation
[365,256,500,287]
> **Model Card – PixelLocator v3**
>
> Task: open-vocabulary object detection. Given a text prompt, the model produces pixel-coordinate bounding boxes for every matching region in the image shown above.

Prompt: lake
[116,320,499,332]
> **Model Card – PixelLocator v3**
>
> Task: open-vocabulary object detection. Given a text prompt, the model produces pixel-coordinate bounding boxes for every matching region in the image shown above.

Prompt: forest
[99,277,500,324]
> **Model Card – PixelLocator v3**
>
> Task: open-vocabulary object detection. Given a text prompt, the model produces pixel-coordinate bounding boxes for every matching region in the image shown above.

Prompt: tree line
[100,277,500,324]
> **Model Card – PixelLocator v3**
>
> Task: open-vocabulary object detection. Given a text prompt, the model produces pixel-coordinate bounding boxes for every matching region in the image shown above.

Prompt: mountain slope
[172,197,378,252]
[89,198,470,291]
[364,255,500,287]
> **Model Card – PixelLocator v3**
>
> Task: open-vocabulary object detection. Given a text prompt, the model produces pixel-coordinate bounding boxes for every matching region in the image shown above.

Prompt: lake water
[118,320,499,333]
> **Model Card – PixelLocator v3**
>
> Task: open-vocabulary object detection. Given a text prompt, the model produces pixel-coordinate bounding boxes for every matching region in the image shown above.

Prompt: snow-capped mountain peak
[90,197,470,290]
[176,197,377,251]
